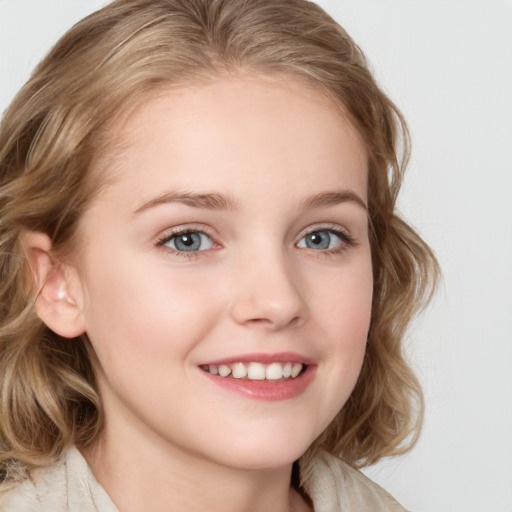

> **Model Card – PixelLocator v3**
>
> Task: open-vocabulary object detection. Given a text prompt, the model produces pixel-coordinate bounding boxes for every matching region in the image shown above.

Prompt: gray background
[1,1,511,510]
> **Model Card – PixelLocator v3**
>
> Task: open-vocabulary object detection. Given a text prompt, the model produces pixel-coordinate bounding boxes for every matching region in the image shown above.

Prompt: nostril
[229,288,308,330]
[288,316,303,328]
[245,315,303,330]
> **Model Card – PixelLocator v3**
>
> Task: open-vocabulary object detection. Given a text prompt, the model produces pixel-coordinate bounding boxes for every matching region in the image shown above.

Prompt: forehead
[90,73,368,208]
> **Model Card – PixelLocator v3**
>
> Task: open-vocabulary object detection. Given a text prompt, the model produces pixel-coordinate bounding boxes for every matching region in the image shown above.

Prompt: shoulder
[0,447,117,512]
[0,457,65,512]
[0,475,40,512]
[299,449,410,512]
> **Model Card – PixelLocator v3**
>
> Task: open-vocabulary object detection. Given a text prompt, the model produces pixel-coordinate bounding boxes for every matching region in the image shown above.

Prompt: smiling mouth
[200,362,307,381]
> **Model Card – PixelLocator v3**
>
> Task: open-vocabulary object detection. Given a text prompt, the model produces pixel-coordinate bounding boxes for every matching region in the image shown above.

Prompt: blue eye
[297,230,344,250]
[162,231,214,252]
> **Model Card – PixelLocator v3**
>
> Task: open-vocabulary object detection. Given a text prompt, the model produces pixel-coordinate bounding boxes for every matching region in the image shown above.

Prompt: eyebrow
[300,189,368,211]
[133,191,238,215]
[133,188,367,216]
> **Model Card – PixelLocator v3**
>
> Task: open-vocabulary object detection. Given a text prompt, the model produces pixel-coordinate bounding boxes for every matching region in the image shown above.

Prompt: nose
[229,251,308,331]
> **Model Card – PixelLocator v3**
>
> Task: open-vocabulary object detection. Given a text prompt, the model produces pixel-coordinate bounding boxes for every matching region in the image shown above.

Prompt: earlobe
[22,231,86,338]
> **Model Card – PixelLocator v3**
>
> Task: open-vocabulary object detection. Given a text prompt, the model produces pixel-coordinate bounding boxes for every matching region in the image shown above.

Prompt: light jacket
[0,447,408,511]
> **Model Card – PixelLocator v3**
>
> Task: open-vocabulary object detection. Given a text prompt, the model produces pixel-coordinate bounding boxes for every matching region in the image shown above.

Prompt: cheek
[79,258,221,368]
[309,256,373,405]
[315,258,373,340]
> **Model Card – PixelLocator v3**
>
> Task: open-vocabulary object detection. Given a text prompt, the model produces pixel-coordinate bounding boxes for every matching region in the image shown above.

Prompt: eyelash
[154,225,356,259]
[297,226,356,256]
[155,226,217,260]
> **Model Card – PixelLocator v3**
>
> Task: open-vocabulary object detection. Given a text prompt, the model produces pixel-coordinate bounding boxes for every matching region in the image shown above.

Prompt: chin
[203,427,317,471]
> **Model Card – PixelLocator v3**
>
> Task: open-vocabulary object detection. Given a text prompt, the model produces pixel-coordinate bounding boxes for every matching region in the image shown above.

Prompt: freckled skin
[72,75,372,512]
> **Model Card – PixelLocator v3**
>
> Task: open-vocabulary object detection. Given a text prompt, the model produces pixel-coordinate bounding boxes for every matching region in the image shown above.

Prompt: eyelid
[295,223,356,251]
[296,223,354,240]
[154,224,220,257]
[153,222,356,259]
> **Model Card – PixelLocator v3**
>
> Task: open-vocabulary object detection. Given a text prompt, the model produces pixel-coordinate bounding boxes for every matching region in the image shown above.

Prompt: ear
[22,231,86,338]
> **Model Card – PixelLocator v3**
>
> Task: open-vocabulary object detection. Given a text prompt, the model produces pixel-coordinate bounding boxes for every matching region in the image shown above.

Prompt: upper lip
[198,352,315,366]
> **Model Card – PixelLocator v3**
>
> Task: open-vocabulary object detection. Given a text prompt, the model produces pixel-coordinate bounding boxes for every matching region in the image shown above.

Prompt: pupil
[175,233,201,251]
[181,234,194,246]
[307,231,329,249]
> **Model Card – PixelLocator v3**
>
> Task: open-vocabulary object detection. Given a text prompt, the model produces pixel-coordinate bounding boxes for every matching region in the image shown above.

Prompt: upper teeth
[202,362,304,380]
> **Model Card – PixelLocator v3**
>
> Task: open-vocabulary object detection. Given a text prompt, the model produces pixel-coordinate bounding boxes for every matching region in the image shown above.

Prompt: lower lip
[200,366,316,401]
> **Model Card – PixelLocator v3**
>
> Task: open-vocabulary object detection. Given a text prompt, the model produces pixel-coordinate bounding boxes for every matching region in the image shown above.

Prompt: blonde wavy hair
[0,0,438,482]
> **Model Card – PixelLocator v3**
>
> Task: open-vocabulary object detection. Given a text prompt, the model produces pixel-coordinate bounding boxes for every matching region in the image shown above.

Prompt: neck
[81,421,311,512]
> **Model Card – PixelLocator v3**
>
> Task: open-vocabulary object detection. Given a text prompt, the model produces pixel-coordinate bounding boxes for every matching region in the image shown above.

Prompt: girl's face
[71,74,372,470]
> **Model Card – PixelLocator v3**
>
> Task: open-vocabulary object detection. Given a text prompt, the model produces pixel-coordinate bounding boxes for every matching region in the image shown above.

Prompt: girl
[0,0,438,510]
